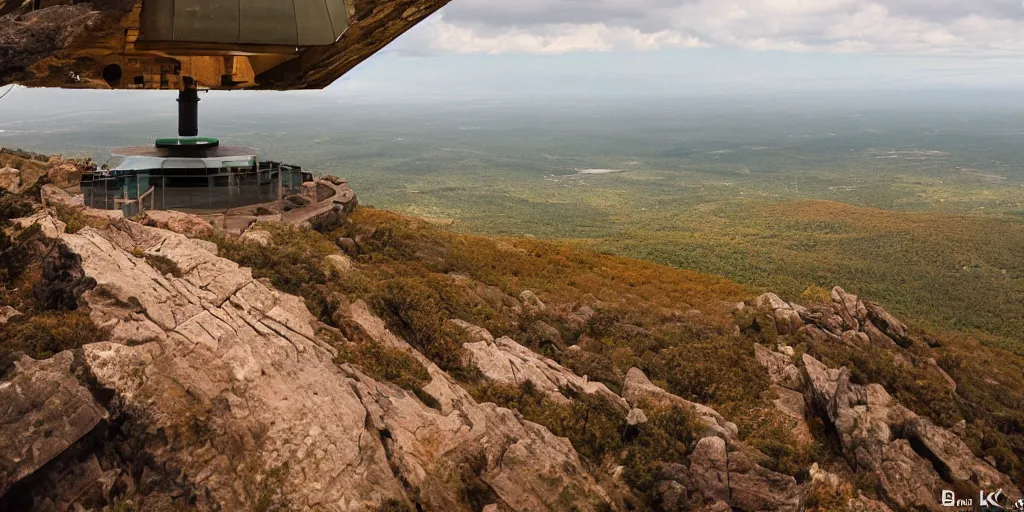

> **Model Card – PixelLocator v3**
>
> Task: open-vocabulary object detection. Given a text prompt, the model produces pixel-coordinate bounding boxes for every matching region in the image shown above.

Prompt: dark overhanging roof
[0,0,451,91]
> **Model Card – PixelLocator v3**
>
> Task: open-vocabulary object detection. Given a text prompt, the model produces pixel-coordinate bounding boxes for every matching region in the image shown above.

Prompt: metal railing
[81,162,307,215]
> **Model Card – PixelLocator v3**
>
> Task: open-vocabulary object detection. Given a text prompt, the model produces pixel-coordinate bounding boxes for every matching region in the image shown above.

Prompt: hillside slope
[2,170,1024,510]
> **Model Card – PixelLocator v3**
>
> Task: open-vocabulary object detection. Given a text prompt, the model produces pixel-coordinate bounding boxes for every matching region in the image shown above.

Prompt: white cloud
[425,21,706,54]
[395,0,1024,57]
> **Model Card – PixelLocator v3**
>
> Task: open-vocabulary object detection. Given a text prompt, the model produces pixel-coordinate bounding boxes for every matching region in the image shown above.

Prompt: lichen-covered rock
[40,184,84,208]
[44,160,84,189]
[772,385,814,447]
[13,211,66,238]
[754,344,803,390]
[61,222,406,510]
[864,301,911,347]
[0,166,20,193]
[239,227,273,246]
[519,290,546,314]
[325,253,353,274]
[0,352,107,497]
[687,436,801,512]
[754,293,803,335]
[349,367,614,511]
[347,305,617,510]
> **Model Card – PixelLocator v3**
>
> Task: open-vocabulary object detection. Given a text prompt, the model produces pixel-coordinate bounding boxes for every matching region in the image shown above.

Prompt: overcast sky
[323,0,1024,99]
[5,0,1024,106]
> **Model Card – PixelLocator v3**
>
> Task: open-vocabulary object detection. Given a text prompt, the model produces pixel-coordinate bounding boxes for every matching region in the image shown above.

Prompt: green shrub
[372,278,472,376]
[471,381,626,465]
[0,310,108,368]
[622,403,701,503]
[334,338,431,394]
[144,254,183,278]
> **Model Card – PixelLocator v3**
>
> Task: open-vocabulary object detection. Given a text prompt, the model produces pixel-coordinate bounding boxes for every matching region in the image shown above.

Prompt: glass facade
[81,161,309,216]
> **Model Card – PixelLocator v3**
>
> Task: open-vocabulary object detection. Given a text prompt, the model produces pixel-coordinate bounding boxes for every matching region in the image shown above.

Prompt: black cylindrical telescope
[177,86,200,137]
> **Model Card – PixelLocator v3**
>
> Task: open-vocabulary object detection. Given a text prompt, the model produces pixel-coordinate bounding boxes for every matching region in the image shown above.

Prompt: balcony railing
[81,162,307,215]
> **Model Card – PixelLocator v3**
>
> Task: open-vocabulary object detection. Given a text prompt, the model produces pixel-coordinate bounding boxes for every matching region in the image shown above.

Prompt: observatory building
[81,138,312,215]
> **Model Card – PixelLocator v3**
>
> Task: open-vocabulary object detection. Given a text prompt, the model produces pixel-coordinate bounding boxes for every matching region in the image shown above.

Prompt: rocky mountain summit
[2,170,1023,511]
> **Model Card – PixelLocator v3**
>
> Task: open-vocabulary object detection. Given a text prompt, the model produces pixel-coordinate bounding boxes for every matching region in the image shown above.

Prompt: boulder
[754,292,803,335]
[688,436,801,512]
[336,236,358,254]
[865,302,911,347]
[0,352,108,497]
[519,290,546,314]
[796,304,845,334]
[0,305,21,325]
[44,160,83,188]
[138,210,215,237]
[80,207,124,223]
[863,320,899,349]
[13,211,67,237]
[40,184,84,208]
[345,306,616,511]
[0,166,20,193]
[450,319,494,344]
[841,330,870,347]
[903,416,1011,489]
[239,228,273,246]
[627,408,648,427]
[772,385,814,447]
[796,324,842,345]
[324,253,353,274]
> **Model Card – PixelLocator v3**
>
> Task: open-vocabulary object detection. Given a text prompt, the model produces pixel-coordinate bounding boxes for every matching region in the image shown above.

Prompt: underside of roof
[0,0,449,91]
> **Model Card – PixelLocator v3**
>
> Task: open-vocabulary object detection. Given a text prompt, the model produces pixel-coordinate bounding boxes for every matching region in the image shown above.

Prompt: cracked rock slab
[0,352,107,497]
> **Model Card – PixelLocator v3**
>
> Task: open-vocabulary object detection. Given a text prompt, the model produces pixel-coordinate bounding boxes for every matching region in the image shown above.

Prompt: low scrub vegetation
[325,328,432,395]
[207,207,1024,491]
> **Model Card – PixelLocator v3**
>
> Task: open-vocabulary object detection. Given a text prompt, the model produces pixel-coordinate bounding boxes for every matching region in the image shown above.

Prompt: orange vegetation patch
[348,207,749,320]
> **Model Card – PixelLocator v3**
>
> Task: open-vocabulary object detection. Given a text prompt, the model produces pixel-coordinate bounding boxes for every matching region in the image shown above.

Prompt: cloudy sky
[5,0,1024,106]
[324,0,1024,99]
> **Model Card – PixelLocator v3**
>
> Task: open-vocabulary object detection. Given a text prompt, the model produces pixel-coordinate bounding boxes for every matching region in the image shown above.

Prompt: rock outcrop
[740,288,914,352]
[620,368,802,511]
[0,213,616,511]
[0,166,20,193]
[744,288,1021,511]
[39,184,84,208]
[456,320,628,410]
[622,367,739,441]
[800,351,1018,510]
[0,352,107,498]
[4,201,1019,512]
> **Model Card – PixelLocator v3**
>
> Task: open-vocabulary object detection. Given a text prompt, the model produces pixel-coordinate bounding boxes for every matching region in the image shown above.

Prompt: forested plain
[3,90,1022,346]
